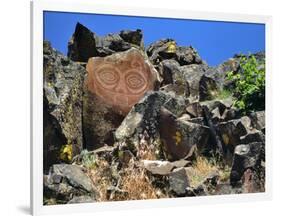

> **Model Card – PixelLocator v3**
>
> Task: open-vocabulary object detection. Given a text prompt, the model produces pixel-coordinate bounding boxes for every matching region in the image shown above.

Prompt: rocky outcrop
[44,22,266,203]
[68,22,144,62]
[230,142,265,192]
[146,39,202,66]
[169,168,190,195]
[159,107,210,160]
[83,48,160,150]
[43,41,85,170]
[44,164,97,204]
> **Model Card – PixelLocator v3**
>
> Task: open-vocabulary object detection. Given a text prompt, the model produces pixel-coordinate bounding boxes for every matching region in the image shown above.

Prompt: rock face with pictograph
[43,22,265,205]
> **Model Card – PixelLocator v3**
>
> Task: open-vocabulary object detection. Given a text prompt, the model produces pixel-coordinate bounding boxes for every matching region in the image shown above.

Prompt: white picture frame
[31,0,272,215]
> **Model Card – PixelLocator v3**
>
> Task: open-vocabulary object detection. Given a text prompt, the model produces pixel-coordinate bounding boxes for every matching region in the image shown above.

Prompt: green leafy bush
[226,55,265,113]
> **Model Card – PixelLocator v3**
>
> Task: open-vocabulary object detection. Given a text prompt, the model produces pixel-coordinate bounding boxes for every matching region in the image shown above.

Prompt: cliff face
[43,23,265,205]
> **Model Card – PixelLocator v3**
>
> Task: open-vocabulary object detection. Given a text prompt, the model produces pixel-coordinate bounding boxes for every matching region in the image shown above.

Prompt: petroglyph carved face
[86,49,157,115]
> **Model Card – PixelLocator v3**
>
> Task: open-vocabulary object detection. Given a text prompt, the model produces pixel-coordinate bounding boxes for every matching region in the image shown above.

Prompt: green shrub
[226,55,265,113]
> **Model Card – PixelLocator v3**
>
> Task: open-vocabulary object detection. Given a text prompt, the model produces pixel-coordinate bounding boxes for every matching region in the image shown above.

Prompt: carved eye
[96,68,119,86]
[126,72,146,91]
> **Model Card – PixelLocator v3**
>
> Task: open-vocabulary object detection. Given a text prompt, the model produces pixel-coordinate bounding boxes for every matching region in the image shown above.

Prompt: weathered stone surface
[146,39,202,66]
[186,102,203,118]
[199,75,219,101]
[115,91,187,142]
[119,29,144,47]
[67,22,99,62]
[249,111,265,131]
[67,195,95,204]
[43,41,85,170]
[230,142,264,186]
[52,164,94,192]
[68,22,144,62]
[180,64,209,100]
[175,46,202,66]
[217,116,252,153]
[159,107,210,160]
[240,130,265,144]
[169,168,190,195]
[82,88,124,150]
[44,164,97,204]
[142,160,174,175]
[141,159,190,175]
[159,59,181,85]
[146,39,177,64]
[86,48,159,115]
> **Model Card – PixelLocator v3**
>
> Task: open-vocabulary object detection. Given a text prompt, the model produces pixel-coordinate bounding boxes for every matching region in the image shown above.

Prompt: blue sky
[44,11,265,66]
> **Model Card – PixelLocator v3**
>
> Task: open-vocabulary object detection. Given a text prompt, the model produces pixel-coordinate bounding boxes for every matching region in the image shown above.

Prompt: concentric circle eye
[96,66,119,88]
[125,71,147,93]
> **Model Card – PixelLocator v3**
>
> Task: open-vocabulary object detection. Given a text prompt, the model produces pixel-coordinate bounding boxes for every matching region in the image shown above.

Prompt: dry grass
[189,156,231,187]
[86,154,167,202]
[136,135,157,161]
[189,156,218,187]
[115,168,162,200]
[87,157,112,202]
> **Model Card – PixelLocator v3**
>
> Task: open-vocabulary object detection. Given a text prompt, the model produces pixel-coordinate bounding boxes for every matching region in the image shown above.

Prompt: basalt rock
[44,164,97,204]
[146,39,177,64]
[68,22,144,62]
[114,91,187,145]
[175,46,203,66]
[141,159,190,175]
[159,107,210,160]
[86,48,159,115]
[83,48,160,150]
[43,41,85,170]
[158,59,190,97]
[146,39,202,66]
[230,142,264,187]
[180,64,209,101]
[169,168,190,195]
[249,111,265,132]
[199,75,219,101]
[216,116,252,154]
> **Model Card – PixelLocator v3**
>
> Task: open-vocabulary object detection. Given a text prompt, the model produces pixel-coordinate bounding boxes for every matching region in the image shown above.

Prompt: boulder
[230,142,264,186]
[68,22,144,62]
[86,48,159,115]
[175,46,202,66]
[141,159,190,175]
[44,164,97,204]
[115,91,187,142]
[146,39,177,64]
[43,41,85,170]
[169,168,190,195]
[67,22,99,62]
[199,75,219,101]
[186,102,204,118]
[119,29,144,47]
[83,48,160,149]
[146,39,202,66]
[240,130,265,144]
[67,195,95,204]
[249,111,265,132]
[180,64,209,100]
[142,160,174,175]
[216,116,252,153]
[159,107,210,160]
[82,89,124,150]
